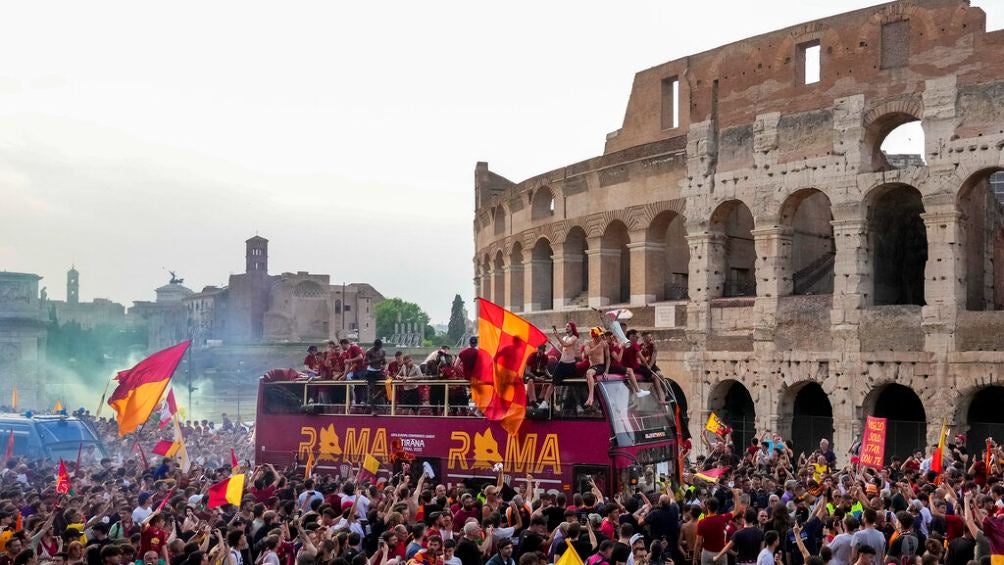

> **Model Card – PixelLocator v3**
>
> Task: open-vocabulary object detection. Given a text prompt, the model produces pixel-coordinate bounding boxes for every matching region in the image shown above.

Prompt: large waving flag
[705,412,731,437]
[556,540,584,565]
[472,299,547,434]
[357,453,381,484]
[108,341,190,436]
[694,466,729,483]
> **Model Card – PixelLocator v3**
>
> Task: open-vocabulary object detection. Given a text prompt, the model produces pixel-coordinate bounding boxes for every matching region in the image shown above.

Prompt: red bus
[255,376,678,494]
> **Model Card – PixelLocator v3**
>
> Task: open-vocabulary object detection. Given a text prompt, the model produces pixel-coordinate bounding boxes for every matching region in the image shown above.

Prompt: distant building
[129,276,194,351]
[48,266,128,329]
[172,236,384,348]
[0,272,48,407]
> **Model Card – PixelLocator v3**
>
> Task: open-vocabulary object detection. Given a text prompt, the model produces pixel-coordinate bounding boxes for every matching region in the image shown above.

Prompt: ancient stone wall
[473,0,1004,460]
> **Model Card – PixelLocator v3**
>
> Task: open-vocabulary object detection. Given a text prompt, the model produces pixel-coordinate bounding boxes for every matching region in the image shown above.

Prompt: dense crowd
[0,404,1000,565]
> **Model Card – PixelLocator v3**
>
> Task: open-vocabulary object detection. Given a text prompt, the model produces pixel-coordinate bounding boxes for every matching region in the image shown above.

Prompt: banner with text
[860,416,887,469]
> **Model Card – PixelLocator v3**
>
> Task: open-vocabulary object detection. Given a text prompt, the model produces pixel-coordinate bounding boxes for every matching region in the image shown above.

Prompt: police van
[0,413,107,461]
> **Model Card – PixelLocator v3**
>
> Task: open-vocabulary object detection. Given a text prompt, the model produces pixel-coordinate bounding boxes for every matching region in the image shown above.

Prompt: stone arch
[780,188,835,295]
[778,381,834,455]
[531,187,556,222]
[960,385,1004,454]
[600,220,632,305]
[493,250,505,305]
[958,167,1004,311]
[710,199,756,297]
[862,103,923,172]
[863,382,927,460]
[493,206,507,237]
[646,211,690,301]
[707,379,756,449]
[561,226,589,306]
[530,238,554,311]
[866,183,927,306]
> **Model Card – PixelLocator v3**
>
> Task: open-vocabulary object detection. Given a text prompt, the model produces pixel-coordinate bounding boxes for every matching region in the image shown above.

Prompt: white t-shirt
[827,533,854,565]
[132,506,153,524]
[340,494,371,519]
[757,548,775,565]
[262,551,280,565]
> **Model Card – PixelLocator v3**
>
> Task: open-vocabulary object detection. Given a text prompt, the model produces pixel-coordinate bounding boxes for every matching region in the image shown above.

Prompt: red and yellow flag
[207,474,245,508]
[472,298,547,435]
[10,386,16,411]
[108,341,190,436]
[705,412,731,437]
[55,460,70,494]
[357,453,381,483]
[932,419,947,477]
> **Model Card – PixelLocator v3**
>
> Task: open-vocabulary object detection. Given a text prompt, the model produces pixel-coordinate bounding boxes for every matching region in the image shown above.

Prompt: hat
[629,534,645,546]
[865,484,878,496]
[590,326,604,338]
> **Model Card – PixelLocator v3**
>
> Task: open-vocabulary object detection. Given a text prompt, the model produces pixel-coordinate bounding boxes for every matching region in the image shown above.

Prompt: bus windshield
[600,381,674,446]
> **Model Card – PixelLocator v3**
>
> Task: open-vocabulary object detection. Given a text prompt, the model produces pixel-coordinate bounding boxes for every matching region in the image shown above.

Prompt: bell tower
[67,266,79,305]
[246,236,269,274]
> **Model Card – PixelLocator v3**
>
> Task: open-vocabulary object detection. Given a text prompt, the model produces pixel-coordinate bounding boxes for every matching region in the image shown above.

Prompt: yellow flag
[54,400,63,412]
[11,386,17,411]
[304,450,314,479]
[172,416,191,472]
[556,540,584,565]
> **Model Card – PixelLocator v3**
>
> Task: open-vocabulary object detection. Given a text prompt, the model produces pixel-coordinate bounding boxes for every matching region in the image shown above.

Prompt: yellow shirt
[813,463,828,482]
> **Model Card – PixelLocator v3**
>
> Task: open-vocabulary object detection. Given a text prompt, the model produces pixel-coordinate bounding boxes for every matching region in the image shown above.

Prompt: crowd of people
[0,407,1000,565]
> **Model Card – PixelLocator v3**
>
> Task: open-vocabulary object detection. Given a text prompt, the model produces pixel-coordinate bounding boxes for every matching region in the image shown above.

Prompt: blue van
[0,414,107,461]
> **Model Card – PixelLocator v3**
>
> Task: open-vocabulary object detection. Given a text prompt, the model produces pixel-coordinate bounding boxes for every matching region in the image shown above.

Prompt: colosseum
[472,0,1004,461]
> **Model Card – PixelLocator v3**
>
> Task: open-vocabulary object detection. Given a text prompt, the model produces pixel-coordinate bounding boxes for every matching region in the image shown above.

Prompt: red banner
[860,416,887,469]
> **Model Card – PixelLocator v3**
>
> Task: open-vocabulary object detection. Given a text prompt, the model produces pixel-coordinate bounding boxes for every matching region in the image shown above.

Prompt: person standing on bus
[583,328,609,408]
[606,332,648,399]
[364,340,387,411]
[340,339,365,405]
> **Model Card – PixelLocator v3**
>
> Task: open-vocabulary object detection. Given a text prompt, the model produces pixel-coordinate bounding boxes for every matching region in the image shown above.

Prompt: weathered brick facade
[473,0,1004,460]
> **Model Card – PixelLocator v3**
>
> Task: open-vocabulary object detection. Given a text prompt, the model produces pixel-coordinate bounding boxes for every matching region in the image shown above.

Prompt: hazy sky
[2,1,1001,322]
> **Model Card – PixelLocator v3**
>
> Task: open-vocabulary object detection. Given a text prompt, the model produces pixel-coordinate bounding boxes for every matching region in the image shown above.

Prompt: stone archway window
[868,184,927,306]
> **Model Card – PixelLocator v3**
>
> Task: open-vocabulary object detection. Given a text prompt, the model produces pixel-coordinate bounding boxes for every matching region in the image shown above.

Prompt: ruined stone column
[751,226,793,347]
[829,211,869,352]
[686,231,725,338]
[586,245,618,308]
[504,262,524,312]
[921,205,965,354]
[627,239,664,306]
[551,250,581,310]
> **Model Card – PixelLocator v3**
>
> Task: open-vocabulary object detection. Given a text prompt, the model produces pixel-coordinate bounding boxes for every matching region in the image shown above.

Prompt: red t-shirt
[304,353,321,371]
[342,345,364,373]
[697,512,734,552]
[387,360,402,378]
[621,342,641,370]
[458,347,479,377]
[140,527,168,556]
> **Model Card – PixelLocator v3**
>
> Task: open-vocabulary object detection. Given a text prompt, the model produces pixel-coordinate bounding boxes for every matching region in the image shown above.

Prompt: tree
[374,298,431,342]
[447,294,467,345]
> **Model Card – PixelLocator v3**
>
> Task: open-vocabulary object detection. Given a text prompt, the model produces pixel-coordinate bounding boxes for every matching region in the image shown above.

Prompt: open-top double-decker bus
[255,375,678,494]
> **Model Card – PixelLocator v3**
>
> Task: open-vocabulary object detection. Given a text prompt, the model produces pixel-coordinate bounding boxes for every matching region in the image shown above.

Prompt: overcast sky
[1,1,1001,323]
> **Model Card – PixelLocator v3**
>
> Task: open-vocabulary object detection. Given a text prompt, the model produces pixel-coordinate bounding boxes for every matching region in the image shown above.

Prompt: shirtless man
[550,322,580,386]
[582,327,609,407]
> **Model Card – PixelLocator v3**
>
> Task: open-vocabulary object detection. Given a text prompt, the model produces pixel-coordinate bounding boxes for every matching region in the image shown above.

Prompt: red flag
[4,430,13,462]
[158,389,178,429]
[472,299,547,434]
[133,440,148,468]
[230,448,239,471]
[207,474,245,508]
[155,487,175,513]
[986,439,994,470]
[55,460,70,494]
[108,341,190,436]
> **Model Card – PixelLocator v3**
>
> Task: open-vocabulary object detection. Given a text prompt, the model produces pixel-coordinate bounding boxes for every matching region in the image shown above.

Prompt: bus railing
[260,377,604,419]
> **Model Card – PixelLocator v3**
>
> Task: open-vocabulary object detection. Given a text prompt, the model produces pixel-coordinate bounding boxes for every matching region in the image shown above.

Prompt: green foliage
[447,294,466,345]
[374,298,430,341]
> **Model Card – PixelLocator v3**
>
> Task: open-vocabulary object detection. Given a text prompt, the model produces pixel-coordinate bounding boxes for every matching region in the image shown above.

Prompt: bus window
[551,384,603,419]
[262,383,306,414]
[572,465,610,495]
[600,381,674,446]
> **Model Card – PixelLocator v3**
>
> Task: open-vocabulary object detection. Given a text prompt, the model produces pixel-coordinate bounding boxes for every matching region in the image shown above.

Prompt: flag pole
[94,376,114,419]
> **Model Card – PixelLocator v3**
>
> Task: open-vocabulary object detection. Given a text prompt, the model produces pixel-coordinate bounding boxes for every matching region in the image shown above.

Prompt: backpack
[898,533,919,565]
